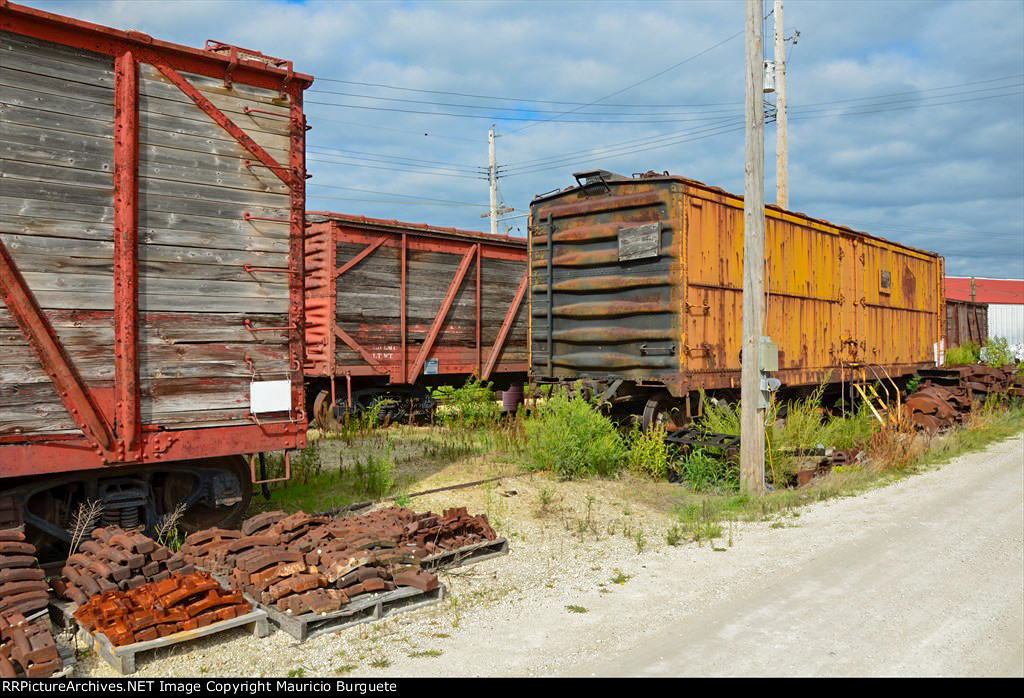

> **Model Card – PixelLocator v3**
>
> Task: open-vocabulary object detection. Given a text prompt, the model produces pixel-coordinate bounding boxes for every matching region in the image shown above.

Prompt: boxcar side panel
[858,237,943,371]
[1,31,115,436]
[529,174,944,396]
[135,64,293,427]
[684,189,845,388]
[0,1,311,476]
[945,299,988,348]
[304,217,528,386]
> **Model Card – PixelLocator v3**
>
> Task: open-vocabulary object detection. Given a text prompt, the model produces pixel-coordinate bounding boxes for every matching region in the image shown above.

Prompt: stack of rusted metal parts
[54,526,193,605]
[72,570,251,647]
[0,529,60,678]
[181,506,494,616]
[904,384,971,431]
[904,363,1024,431]
[957,364,1024,398]
[403,506,497,555]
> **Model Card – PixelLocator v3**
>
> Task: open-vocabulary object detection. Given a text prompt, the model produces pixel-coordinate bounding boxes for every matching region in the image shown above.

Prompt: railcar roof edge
[308,211,527,248]
[0,0,314,88]
[530,171,942,262]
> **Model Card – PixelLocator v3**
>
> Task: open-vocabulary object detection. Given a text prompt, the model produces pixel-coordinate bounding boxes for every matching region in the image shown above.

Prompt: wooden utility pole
[741,0,766,495]
[774,0,788,209]
[488,126,498,236]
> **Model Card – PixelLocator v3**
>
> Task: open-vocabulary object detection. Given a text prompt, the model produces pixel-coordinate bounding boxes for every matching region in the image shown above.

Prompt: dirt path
[397,433,1024,677]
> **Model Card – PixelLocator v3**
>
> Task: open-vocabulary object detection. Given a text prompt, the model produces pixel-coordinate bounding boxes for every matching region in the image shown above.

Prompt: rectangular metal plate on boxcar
[618,223,661,261]
[250,380,292,413]
[424,358,439,375]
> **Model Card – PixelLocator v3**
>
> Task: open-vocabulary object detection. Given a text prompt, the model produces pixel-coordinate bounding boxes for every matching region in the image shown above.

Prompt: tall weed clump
[946,341,980,366]
[676,447,739,492]
[523,388,625,479]
[432,378,502,430]
[626,423,672,479]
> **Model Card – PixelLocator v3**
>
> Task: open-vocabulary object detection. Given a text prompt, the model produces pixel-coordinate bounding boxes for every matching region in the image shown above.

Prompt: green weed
[625,422,672,479]
[522,387,625,479]
[432,378,502,430]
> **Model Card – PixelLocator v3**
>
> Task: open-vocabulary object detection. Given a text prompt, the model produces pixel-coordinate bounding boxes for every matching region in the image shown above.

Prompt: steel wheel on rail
[641,394,686,432]
[313,389,343,432]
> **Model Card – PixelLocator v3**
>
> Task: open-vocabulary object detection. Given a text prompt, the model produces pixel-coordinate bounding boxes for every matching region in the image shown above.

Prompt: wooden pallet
[254,584,445,643]
[76,609,269,675]
[420,537,509,571]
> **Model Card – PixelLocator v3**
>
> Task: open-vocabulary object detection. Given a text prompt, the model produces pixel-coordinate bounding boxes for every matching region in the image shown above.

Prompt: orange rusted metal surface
[529,171,945,397]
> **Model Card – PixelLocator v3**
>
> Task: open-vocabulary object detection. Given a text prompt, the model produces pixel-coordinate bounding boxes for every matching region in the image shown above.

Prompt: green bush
[946,342,980,366]
[625,422,672,479]
[522,388,625,479]
[432,378,502,430]
[980,336,1014,368]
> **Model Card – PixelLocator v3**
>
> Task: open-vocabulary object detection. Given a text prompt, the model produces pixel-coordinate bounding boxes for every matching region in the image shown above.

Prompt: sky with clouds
[20,0,1024,278]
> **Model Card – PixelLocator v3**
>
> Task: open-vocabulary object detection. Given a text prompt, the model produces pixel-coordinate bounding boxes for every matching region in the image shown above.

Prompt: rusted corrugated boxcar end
[0,1,312,544]
[304,213,529,428]
[529,170,945,425]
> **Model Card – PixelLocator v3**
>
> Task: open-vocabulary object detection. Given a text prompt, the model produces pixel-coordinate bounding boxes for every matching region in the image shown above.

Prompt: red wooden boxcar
[303,213,528,427]
[945,299,988,349]
[0,2,311,545]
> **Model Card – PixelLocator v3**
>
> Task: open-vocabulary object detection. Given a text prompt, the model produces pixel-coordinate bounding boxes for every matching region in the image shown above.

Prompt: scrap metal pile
[182,506,495,615]
[904,364,1024,431]
[72,571,251,647]
[0,529,59,678]
[54,526,194,605]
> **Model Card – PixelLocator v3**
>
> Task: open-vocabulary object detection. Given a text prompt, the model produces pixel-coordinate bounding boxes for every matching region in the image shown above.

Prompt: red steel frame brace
[114,49,142,461]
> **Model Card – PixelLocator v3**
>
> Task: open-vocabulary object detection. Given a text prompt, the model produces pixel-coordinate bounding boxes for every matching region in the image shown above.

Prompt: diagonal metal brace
[142,49,295,189]
[0,240,117,459]
[481,271,528,380]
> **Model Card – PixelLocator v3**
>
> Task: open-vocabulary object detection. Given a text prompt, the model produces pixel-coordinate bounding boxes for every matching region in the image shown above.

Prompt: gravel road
[399,433,1024,677]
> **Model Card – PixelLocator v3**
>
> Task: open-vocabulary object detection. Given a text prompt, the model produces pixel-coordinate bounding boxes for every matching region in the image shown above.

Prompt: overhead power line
[314,76,744,108]
[307,87,749,117]
[305,99,749,124]
[307,182,488,207]
[498,89,1023,178]
[308,145,485,171]
[308,154,486,179]
[503,25,751,136]
[308,152,481,177]
[312,73,1023,111]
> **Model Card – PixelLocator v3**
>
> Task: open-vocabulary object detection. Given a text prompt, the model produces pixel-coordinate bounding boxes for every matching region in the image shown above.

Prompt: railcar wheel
[641,395,686,432]
[313,389,342,432]
[7,459,252,561]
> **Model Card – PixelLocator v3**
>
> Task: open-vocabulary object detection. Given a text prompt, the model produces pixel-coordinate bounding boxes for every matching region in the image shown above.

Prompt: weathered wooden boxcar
[528,171,945,425]
[0,2,311,543]
[945,299,988,349]
[304,213,528,428]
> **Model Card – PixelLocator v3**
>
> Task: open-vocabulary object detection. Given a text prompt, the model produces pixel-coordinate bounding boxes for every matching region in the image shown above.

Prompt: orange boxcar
[529,171,945,424]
